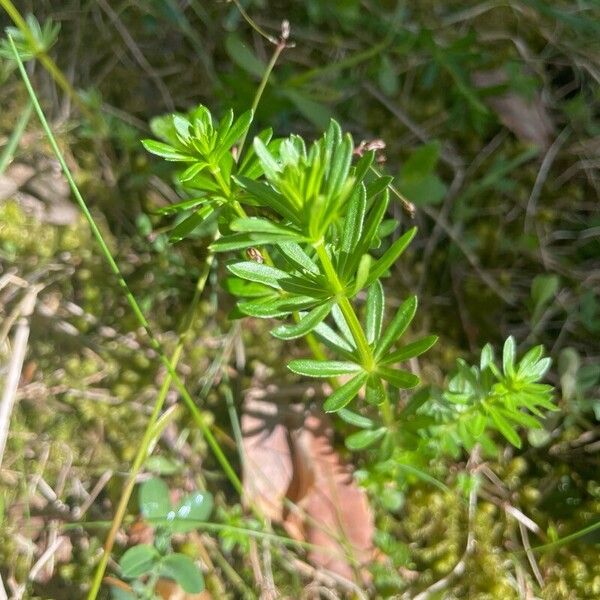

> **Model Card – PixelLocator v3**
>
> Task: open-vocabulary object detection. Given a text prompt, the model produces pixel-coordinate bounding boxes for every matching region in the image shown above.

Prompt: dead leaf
[284,411,374,582]
[473,69,554,148]
[242,400,374,583]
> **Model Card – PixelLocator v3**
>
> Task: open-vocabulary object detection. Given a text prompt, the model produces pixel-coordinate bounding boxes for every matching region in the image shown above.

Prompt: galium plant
[144,105,556,452]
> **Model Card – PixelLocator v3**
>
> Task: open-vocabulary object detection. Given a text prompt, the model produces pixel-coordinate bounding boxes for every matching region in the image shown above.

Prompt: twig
[524,127,570,233]
[0,285,40,467]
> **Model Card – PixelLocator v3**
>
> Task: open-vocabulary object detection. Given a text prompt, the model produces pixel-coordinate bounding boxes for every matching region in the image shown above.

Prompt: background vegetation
[0,1,599,598]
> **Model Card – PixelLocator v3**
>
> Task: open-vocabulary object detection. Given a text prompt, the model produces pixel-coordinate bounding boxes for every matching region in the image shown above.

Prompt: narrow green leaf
[231,217,300,237]
[160,553,204,593]
[288,359,361,378]
[278,242,320,275]
[217,110,253,159]
[353,253,373,295]
[227,262,287,289]
[222,277,270,298]
[337,409,375,429]
[238,295,315,318]
[254,137,281,179]
[503,336,516,377]
[380,335,438,365]
[360,189,390,252]
[365,227,417,286]
[271,301,333,340]
[339,185,366,269]
[345,428,386,450]
[375,295,418,359]
[488,406,522,447]
[500,407,540,429]
[211,232,300,252]
[236,177,298,223]
[119,545,159,578]
[365,374,386,405]
[324,373,369,412]
[365,281,384,345]
[313,321,356,355]
[377,366,420,389]
[142,139,193,162]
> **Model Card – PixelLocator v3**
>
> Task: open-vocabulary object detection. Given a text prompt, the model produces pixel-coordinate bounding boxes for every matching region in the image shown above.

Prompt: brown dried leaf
[155,579,212,600]
[473,69,554,148]
[241,398,295,522]
[241,399,374,582]
[284,411,374,581]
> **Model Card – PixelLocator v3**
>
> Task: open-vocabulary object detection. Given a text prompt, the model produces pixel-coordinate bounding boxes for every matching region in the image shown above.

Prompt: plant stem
[0,101,32,175]
[9,23,243,567]
[313,244,397,426]
[237,40,286,157]
[87,258,213,600]
[314,243,373,368]
[1,0,94,119]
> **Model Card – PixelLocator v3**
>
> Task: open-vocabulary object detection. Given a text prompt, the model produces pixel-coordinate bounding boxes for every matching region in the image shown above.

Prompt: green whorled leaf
[119,544,159,579]
[364,227,417,286]
[211,232,300,252]
[339,185,367,273]
[331,304,354,346]
[503,336,516,378]
[238,295,316,318]
[230,217,300,237]
[377,366,420,389]
[169,207,213,243]
[154,197,207,215]
[480,343,495,371]
[487,405,521,447]
[525,357,552,381]
[353,253,373,295]
[168,490,213,533]
[312,321,356,355]
[287,359,362,378]
[216,110,253,160]
[253,137,281,179]
[466,411,488,438]
[142,139,194,162]
[345,427,386,451]
[238,127,274,174]
[324,372,369,412]
[326,133,354,201]
[178,162,209,183]
[279,274,332,298]
[235,176,298,223]
[222,277,270,298]
[365,176,393,204]
[375,295,418,360]
[377,219,399,239]
[160,553,204,593]
[173,114,192,140]
[365,281,384,345]
[337,409,375,429]
[500,407,541,429]
[359,189,390,252]
[518,345,544,374]
[227,262,287,289]
[271,301,333,340]
[352,151,375,183]
[139,478,171,520]
[380,335,438,365]
[278,242,320,275]
[365,374,386,405]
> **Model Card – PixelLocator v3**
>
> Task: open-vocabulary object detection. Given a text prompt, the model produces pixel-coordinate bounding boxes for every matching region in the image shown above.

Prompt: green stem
[237,40,286,157]
[87,258,213,600]
[9,23,243,565]
[314,243,372,368]
[0,101,32,175]
[1,0,94,119]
